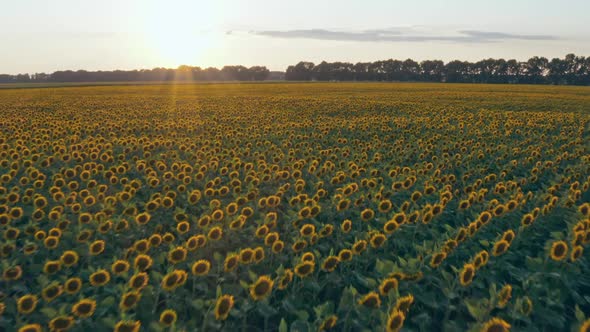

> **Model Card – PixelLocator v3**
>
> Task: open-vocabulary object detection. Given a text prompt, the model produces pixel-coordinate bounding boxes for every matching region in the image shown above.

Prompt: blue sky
[1,0,589,74]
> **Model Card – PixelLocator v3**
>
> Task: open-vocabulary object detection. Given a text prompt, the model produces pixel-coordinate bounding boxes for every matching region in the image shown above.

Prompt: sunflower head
[159,309,178,326]
[294,261,315,278]
[497,284,512,308]
[17,324,42,332]
[386,310,405,332]
[191,259,211,276]
[459,264,476,286]
[481,318,510,332]
[72,298,96,318]
[17,294,38,314]
[250,275,274,301]
[214,294,234,321]
[550,240,568,261]
[321,256,340,272]
[492,240,510,256]
[49,316,74,331]
[379,277,399,296]
[114,320,141,332]
[89,269,111,287]
[358,292,381,308]
[319,315,338,331]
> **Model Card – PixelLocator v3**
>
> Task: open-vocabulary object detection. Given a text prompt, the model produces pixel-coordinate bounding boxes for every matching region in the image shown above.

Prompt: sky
[1,0,589,74]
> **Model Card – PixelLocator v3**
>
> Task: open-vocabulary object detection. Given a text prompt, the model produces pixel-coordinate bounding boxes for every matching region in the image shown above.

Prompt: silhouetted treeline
[285,54,590,85]
[2,54,588,85]
[0,65,270,83]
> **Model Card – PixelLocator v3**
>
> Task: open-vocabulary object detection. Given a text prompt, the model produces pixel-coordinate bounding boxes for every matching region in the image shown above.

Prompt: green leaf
[290,320,309,332]
[575,305,585,322]
[41,307,58,318]
[279,318,288,332]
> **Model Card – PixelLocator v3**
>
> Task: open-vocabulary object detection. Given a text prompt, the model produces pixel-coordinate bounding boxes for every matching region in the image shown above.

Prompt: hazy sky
[1,0,589,74]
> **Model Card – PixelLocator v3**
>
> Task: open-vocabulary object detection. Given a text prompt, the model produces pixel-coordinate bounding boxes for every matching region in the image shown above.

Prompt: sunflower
[333,250,351,264]
[112,259,130,275]
[149,234,163,247]
[191,260,211,276]
[161,271,181,291]
[167,246,188,264]
[134,254,153,271]
[114,320,141,332]
[502,230,515,244]
[379,277,399,296]
[321,256,340,272]
[352,240,367,255]
[386,310,405,332]
[44,236,60,249]
[224,254,239,272]
[394,294,414,313]
[459,263,476,286]
[89,269,111,287]
[497,284,512,308]
[159,309,178,326]
[480,317,510,332]
[521,213,534,226]
[319,315,338,330]
[43,260,61,274]
[278,269,294,290]
[17,294,37,314]
[271,240,285,253]
[492,240,510,256]
[17,324,42,332]
[3,265,22,281]
[48,316,74,331]
[370,233,386,248]
[301,252,315,262]
[383,220,399,234]
[214,294,234,320]
[89,240,105,255]
[358,292,381,308]
[208,226,223,241]
[550,241,568,261]
[41,283,63,302]
[478,211,492,224]
[250,275,274,301]
[300,224,315,237]
[60,250,79,267]
[429,252,446,268]
[341,219,352,233]
[134,212,151,225]
[239,248,254,264]
[294,261,315,278]
[291,240,308,253]
[571,245,584,262]
[520,297,533,316]
[254,247,265,263]
[360,208,375,221]
[129,272,149,289]
[64,277,82,294]
[133,239,150,253]
[119,291,142,311]
[72,298,96,318]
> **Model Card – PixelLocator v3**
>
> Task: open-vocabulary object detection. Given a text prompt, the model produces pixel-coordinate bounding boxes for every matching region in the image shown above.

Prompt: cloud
[249,27,558,43]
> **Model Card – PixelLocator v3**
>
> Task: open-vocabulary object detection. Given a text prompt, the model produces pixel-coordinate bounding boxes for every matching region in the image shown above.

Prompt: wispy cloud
[248,27,558,43]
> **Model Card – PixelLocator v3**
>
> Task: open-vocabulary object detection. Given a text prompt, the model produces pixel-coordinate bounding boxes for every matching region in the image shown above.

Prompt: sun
[139,2,221,67]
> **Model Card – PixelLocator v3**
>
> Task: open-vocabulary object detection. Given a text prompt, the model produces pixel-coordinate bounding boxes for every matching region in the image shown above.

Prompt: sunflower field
[0,83,589,332]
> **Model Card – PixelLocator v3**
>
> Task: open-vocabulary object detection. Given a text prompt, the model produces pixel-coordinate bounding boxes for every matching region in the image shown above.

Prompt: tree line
[285,54,590,85]
[0,65,272,83]
[1,54,588,85]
